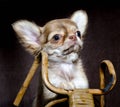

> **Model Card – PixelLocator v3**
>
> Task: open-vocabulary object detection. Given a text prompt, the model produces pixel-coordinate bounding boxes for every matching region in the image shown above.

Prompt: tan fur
[12,10,89,107]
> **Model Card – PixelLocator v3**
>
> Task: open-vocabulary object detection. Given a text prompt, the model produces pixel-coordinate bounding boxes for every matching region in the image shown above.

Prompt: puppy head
[12,10,88,62]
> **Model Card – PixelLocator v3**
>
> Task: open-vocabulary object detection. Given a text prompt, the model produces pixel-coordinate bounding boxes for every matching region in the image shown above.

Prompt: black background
[0,0,120,107]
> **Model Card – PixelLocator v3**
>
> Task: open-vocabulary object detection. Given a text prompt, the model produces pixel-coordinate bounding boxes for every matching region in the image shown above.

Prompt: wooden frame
[13,51,117,107]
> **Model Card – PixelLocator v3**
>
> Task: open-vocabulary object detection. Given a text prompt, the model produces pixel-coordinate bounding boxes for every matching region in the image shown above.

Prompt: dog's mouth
[62,45,74,55]
[62,45,80,55]
[43,42,81,59]
[44,44,81,62]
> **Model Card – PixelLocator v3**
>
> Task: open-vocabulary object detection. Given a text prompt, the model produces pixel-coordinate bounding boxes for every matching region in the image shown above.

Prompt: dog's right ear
[12,20,44,56]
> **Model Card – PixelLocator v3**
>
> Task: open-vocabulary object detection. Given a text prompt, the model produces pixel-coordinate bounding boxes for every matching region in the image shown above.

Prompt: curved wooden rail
[41,51,116,95]
[41,51,117,107]
[13,56,40,106]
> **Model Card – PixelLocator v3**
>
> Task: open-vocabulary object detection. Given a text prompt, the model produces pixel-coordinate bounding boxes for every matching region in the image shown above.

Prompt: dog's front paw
[60,82,74,90]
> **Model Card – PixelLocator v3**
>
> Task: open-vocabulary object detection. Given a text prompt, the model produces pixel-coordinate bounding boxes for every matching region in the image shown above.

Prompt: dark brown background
[0,0,120,107]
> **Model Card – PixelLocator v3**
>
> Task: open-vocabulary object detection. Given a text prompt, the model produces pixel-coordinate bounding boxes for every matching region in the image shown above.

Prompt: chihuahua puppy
[12,10,89,107]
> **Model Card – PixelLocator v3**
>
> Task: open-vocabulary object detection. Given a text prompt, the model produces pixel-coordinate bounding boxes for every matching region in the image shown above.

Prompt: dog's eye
[53,34,61,41]
[76,31,81,38]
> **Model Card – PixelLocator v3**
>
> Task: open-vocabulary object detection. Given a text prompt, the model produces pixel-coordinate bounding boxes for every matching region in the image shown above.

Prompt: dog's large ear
[12,20,43,56]
[71,10,88,36]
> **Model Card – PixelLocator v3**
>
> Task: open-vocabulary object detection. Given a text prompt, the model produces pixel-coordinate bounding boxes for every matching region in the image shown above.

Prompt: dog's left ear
[71,10,88,36]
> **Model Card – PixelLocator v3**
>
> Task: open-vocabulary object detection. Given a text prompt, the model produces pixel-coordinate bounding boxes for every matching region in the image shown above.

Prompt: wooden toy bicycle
[13,51,117,107]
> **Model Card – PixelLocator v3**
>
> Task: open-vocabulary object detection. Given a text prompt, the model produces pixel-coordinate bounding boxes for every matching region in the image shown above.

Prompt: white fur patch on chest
[48,59,89,90]
[58,63,75,81]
